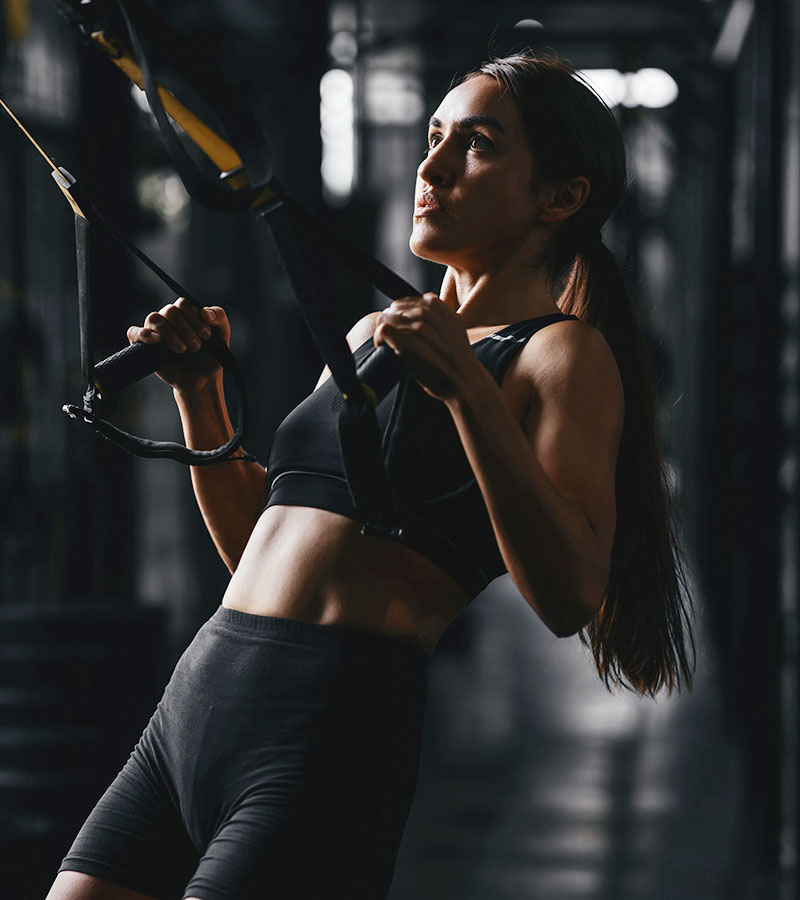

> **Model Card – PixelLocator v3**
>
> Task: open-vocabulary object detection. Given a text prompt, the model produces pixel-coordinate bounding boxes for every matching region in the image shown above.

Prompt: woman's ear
[536,176,591,226]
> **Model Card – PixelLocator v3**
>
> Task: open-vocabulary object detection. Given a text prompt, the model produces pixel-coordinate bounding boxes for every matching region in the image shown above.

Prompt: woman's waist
[222,505,468,652]
[265,469,497,598]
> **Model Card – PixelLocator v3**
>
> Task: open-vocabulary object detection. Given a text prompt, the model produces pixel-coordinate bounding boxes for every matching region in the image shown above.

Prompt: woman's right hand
[126,297,231,393]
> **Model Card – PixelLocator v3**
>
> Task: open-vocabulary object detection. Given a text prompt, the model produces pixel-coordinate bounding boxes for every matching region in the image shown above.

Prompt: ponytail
[560,243,694,695]
[466,53,695,695]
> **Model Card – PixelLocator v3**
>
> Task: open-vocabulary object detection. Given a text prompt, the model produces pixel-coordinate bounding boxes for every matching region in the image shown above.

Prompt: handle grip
[92,341,171,398]
[94,326,231,400]
[93,333,227,400]
[355,343,405,405]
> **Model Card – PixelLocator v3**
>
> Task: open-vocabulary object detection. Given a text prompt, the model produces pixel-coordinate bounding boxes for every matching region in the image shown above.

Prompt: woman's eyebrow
[428,114,507,133]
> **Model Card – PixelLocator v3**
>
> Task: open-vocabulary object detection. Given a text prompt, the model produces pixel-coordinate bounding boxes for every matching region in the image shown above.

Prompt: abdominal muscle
[221,505,470,653]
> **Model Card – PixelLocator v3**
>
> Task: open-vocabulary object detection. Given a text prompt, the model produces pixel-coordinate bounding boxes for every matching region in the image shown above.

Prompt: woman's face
[410,75,542,268]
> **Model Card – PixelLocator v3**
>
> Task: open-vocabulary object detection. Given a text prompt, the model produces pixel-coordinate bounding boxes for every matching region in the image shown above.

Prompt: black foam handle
[355,343,405,405]
[94,332,231,401]
[92,340,173,399]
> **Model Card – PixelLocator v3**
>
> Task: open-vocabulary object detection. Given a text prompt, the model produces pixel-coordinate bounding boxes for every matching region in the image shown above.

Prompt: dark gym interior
[1,0,798,897]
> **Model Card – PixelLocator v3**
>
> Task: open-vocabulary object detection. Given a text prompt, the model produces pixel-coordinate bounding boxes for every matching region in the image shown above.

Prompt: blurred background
[0,0,797,897]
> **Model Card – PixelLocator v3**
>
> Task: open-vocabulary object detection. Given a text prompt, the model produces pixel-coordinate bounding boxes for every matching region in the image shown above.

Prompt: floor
[389,575,743,900]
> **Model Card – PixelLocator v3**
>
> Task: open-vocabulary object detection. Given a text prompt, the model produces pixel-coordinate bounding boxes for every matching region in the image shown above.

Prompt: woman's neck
[439,260,560,327]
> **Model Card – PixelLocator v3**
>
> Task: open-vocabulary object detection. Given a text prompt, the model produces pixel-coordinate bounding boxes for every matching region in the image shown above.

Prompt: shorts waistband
[211,605,430,663]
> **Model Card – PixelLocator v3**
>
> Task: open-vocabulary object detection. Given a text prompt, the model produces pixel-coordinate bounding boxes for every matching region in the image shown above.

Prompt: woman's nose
[417,141,454,187]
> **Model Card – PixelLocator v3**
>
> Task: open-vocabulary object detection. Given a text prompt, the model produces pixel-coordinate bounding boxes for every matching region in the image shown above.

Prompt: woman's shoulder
[345,311,382,350]
[514,316,622,407]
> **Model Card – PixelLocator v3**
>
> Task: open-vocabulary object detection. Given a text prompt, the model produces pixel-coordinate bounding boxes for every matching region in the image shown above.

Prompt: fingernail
[200,328,211,339]
[189,339,200,352]
[206,308,216,320]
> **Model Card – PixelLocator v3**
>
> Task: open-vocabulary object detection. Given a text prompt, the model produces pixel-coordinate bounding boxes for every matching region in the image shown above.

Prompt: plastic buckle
[82,384,102,421]
[219,165,245,183]
[62,384,101,426]
[61,403,95,427]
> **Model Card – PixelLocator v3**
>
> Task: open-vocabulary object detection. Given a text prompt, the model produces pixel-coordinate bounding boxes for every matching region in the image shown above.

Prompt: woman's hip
[146,605,429,844]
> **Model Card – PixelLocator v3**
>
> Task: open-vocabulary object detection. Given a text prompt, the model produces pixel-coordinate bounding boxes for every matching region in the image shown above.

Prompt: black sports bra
[266,311,578,599]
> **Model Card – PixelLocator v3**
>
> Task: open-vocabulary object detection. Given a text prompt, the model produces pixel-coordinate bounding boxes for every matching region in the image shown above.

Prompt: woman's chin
[409,232,457,265]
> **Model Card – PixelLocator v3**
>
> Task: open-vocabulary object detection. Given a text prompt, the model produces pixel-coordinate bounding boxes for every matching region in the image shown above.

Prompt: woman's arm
[174,380,268,573]
[375,295,623,637]
[128,299,268,573]
[447,324,622,635]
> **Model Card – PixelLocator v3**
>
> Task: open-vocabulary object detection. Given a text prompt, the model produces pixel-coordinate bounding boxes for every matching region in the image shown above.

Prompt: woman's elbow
[546,605,597,639]
[522,576,606,639]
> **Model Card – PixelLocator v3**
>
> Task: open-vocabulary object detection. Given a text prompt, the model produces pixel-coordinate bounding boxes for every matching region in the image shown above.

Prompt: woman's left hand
[374,294,479,400]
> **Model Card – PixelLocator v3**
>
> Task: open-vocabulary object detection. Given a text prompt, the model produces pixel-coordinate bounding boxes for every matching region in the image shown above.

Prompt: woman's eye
[423,133,492,157]
[469,134,493,150]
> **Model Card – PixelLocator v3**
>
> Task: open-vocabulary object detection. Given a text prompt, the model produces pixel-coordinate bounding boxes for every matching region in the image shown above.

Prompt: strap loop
[58,166,252,465]
[110,0,272,211]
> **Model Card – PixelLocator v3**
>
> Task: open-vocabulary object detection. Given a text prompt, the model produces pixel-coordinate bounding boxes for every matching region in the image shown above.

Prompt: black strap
[257,197,363,400]
[111,0,269,212]
[283,197,418,309]
[75,214,94,386]
[257,196,400,521]
[57,168,253,466]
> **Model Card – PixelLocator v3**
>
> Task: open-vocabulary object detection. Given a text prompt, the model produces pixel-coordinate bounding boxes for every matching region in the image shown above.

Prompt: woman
[48,53,693,900]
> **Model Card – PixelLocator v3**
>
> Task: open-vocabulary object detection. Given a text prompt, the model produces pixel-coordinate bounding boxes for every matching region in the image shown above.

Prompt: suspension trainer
[2,0,424,535]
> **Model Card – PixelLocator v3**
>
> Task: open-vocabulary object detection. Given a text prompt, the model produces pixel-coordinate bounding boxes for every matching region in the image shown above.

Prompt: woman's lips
[415,194,446,216]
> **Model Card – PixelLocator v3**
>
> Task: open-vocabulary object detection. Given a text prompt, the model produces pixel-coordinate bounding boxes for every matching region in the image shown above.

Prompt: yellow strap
[5,0,30,41]
[91,32,278,207]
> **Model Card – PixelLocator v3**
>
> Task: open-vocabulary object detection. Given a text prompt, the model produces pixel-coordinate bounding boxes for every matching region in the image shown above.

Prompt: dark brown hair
[464,53,694,696]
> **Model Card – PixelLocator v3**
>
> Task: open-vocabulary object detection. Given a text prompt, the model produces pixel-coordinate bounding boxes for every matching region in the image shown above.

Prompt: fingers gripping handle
[63,332,249,465]
[90,332,229,400]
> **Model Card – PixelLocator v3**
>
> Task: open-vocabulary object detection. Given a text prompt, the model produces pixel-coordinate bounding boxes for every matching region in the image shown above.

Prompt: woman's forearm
[446,367,608,636]
[175,378,268,572]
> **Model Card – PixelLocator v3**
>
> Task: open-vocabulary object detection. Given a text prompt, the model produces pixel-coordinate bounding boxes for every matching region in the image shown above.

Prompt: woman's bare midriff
[221,505,471,653]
